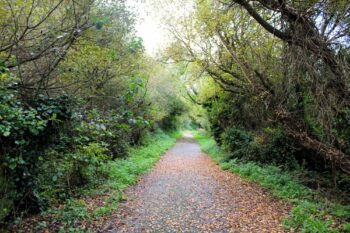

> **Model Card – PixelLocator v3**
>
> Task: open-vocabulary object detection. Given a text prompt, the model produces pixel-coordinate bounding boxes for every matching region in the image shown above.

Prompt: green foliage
[159,97,187,130]
[0,73,78,220]
[220,126,299,168]
[145,62,188,131]
[45,199,89,226]
[201,92,267,145]
[166,0,350,208]
[129,37,144,53]
[0,71,178,226]
[337,107,350,155]
[285,201,333,233]
[75,110,130,158]
[0,0,188,229]
[103,129,180,189]
[240,128,300,168]
[32,130,180,232]
[194,132,350,232]
[257,128,298,166]
[221,127,253,159]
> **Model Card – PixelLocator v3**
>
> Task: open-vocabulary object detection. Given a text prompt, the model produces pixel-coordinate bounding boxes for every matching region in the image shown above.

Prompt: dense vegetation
[0,0,186,229]
[163,0,350,195]
[160,0,350,231]
[195,132,350,232]
[165,0,350,176]
[1,0,350,232]
[16,130,181,232]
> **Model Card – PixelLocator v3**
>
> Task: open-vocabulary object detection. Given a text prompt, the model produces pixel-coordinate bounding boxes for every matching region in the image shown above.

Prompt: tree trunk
[275,107,350,175]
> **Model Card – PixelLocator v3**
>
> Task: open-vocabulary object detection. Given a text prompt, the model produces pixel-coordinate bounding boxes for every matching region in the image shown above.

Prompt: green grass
[34,129,181,232]
[104,130,181,189]
[194,131,350,233]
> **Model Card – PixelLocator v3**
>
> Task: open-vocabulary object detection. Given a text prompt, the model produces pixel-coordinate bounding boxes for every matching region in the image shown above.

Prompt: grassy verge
[194,131,350,233]
[16,129,181,233]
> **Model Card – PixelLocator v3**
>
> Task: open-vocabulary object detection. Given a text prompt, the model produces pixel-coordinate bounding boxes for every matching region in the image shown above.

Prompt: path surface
[106,133,290,233]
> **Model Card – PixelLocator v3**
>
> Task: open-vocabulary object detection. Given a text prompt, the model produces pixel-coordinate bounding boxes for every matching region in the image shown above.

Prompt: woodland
[0,0,349,232]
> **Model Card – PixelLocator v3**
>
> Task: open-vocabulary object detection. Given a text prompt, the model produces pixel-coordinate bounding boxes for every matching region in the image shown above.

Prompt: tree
[163,0,350,174]
[0,0,96,96]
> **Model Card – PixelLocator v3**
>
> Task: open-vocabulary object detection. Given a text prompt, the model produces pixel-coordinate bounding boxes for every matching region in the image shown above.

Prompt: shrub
[221,126,299,168]
[75,110,131,159]
[36,141,111,209]
[29,129,180,232]
[221,127,253,159]
[0,75,77,220]
[195,133,350,232]
[250,128,299,168]
[159,98,187,130]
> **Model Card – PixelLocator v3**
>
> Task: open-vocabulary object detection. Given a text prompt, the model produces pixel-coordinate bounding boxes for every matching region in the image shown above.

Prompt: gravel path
[106,133,290,233]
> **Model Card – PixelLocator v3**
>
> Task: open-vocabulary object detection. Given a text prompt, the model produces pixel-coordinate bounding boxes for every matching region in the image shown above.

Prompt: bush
[159,98,187,130]
[249,128,299,168]
[0,76,129,223]
[221,127,253,159]
[0,66,181,228]
[26,129,180,232]
[195,132,350,232]
[221,126,299,168]
[75,110,131,159]
[38,148,102,203]
[0,75,77,220]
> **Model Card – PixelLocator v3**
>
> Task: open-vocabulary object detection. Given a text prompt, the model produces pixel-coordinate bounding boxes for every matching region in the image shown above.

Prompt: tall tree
[163,0,350,174]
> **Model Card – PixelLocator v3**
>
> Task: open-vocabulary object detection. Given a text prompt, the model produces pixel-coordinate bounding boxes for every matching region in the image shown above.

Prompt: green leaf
[9,161,17,170]
[3,131,10,137]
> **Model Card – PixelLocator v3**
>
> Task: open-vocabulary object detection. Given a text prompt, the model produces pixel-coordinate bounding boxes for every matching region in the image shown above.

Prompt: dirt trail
[105,132,290,233]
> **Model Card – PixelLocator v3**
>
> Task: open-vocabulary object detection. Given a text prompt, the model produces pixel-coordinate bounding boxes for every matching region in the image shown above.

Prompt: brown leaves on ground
[12,135,292,232]
[104,135,292,232]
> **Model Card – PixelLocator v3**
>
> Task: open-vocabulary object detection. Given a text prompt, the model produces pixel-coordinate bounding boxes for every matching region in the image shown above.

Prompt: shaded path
[105,133,290,232]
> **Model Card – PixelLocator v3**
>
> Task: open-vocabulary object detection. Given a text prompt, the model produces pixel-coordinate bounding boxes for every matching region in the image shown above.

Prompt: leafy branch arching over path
[104,132,291,232]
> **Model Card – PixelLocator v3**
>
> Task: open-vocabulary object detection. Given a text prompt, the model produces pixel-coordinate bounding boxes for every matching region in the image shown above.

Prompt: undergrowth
[14,129,181,232]
[194,131,350,233]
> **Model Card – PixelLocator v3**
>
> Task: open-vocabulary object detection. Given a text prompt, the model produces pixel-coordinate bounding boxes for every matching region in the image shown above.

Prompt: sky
[126,0,194,56]
[126,0,168,56]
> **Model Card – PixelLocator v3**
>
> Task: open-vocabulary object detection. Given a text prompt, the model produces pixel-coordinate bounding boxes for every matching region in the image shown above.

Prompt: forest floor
[102,132,291,232]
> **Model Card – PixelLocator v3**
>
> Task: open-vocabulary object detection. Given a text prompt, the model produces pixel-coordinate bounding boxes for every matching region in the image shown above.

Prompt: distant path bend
[107,132,290,233]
